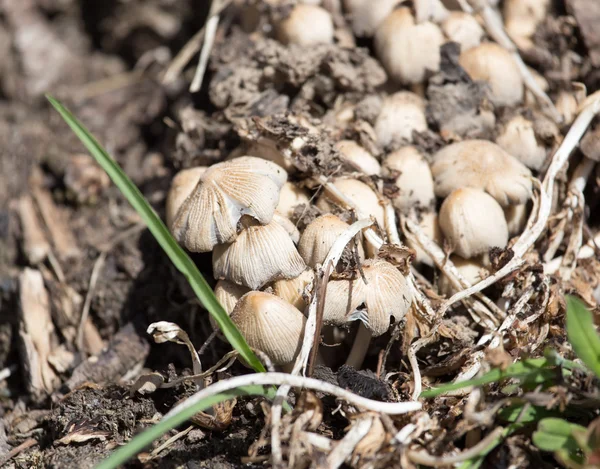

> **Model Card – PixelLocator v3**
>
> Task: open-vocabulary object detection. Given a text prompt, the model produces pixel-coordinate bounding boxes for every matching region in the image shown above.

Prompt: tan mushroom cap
[230,291,306,366]
[214,279,250,316]
[165,167,208,229]
[276,4,334,46]
[406,211,443,267]
[298,214,365,268]
[276,182,311,219]
[459,43,524,107]
[374,7,444,85]
[383,146,435,211]
[335,140,382,176]
[431,139,532,206]
[441,12,484,52]
[438,255,488,296]
[322,277,366,326]
[374,92,427,148]
[170,156,287,253]
[213,217,306,289]
[439,188,509,258]
[272,268,315,311]
[316,178,385,227]
[343,0,400,37]
[496,115,548,171]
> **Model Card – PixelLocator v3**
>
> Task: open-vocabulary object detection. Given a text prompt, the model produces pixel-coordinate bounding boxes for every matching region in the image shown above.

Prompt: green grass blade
[566,295,600,379]
[95,385,266,469]
[46,95,265,373]
[421,358,556,398]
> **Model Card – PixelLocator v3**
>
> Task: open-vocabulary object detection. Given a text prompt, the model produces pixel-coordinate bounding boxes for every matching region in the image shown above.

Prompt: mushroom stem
[570,156,596,193]
[345,323,373,369]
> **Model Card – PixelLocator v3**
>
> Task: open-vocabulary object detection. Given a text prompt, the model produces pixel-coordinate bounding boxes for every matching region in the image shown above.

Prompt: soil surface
[1,0,600,468]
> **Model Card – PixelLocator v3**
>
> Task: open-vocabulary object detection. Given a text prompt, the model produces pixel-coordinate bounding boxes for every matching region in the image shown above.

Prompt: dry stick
[189,0,221,93]
[147,425,194,459]
[76,253,106,352]
[0,438,38,467]
[320,417,373,469]
[465,0,561,123]
[439,93,600,316]
[270,218,374,466]
[408,332,439,400]
[164,373,422,420]
[559,191,584,281]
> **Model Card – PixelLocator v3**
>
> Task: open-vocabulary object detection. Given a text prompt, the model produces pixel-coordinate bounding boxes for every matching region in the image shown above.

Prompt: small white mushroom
[504,0,550,49]
[406,211,443,267]
[273,212,300,244]
[374,92,427,148]
[382,146,435,211]
[441,12,484,52]
[459,43,524,107]
[165,166,208,229]
[276,182,311,219]
[170,156,287,252]
[230,291,306,366]
[214,279,250,316]
[276,4,334,46]
[438,255,488,296]
[271,268,315,311]
[343,0,400,37]
[298,214,364,268]
[322,278,366,326]
[316,178,385,227]
[374,7,445,85]
[213,216,306,289]
[439,188,509,258]
[431,139,532,206]
[335,140,382,176]
[504,203,529,236]
[496,114,548,171]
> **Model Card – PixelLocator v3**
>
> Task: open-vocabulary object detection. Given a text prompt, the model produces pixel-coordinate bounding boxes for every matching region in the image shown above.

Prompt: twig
[164,372,422,421]
[189,0,221,93]
[147,425,194,459]
[408,332,438,400]
[0,438,38,466]
[77,253,106,352]
[161,351,239,389]
[320,417,373,469]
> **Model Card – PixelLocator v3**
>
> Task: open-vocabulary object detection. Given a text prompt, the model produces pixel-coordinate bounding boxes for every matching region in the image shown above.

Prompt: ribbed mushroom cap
[276,4,334,46]
[322,278,366,326]
[272,268,315,311]
[361,259,413,336]
[374,7,444,85]
[459,43,523,107]
[316,178,385,227]
[374,92,427,147]
[230,291,306,366]
[496,115,548,171]
[165,167,208,229]
[439,188,509,258]
[214,279,250,316]
[441,12,484,52]
[276,182,311,219]
[335,140,382,176]
[383,146,435,211]
[170,156,287,252]
[298,214,364,268]
[431,140,532,206]
[213,217,306,289]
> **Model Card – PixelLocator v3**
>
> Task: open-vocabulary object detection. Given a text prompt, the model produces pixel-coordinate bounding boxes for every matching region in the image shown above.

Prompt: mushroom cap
[276,4,334,46]
[170,156,287,252]
[459,43,523,107]
[374,92,427,147]
[504,203,529,236]
[316,178,385,227]
[273,212,300,244]
[406,211,443,267]
[230,291,306,366]
[343,0,400,36]
[298,214,365,268]
[213,217,306,289]
[165,167,208,229]
[439,188,509,258]
[374,7,444,85]
[361,259,413,336]
[441,12,484,52]
[244,137,296,173]
[431,139,532,206]
[276,182,311,219]
[335,140,382,176]
[322,278,366,326]
[496,115,547,171]
[272,268,315,311]
[580,126,600,162]
[438,255,488,296]
[504,0,550,42]
[383,146,435,211]
[214,279,250,316]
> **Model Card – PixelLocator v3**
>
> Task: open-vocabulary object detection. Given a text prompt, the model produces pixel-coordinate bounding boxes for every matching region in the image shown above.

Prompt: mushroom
[335,140,382,176]
[316,178,385,227]
[441,12,484,52]
[382,146,435,212]
[459,43,524,107]
[298,214,365,268]
[343,0,400,37]
[374,92,427,148]
[406,212,443,267]
[374,7,444,85]
[438,188,509,259]
[504,0,550,49]
[273,212,301,244]
[213,216,306,289]
[244,137,296,173]
[165,166,207,229]
[276,182,311,219]
[170,156,287,252]
[495,115,548,171]
[214,279,250,316]
[276,4,334,46]
[230,291,306,366]
[431,139,532,206]
[504,203,529,236]
[271,268,315,311]
[322,278,366,326]
[438,255,488,296]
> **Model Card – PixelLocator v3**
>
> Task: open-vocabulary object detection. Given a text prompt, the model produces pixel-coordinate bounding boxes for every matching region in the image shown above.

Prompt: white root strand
[321,417,373,469]
[164,372,422,420]
[190,3,220,93]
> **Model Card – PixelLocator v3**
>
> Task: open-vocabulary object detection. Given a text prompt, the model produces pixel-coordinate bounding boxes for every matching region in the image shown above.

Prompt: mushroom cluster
[166,0,569,370]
